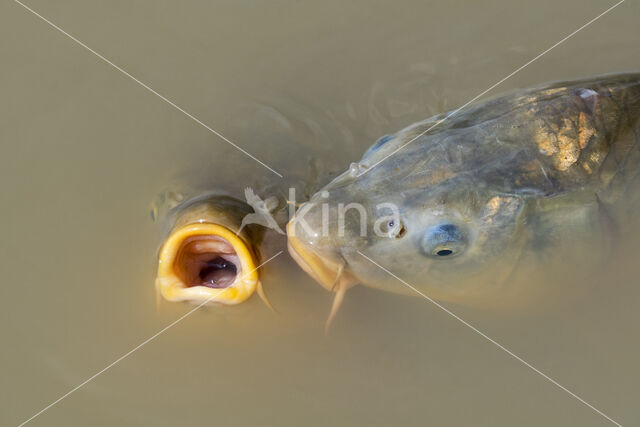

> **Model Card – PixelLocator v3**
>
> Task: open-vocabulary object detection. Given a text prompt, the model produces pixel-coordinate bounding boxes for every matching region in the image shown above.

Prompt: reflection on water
[1,0,639,426]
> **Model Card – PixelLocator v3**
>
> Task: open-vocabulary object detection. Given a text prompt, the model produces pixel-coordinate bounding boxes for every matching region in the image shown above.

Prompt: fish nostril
[388,220,406,238]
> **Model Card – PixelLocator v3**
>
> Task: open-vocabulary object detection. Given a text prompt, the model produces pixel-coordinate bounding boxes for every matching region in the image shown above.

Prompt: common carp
[155,192,272,307]
[287,73,640,323]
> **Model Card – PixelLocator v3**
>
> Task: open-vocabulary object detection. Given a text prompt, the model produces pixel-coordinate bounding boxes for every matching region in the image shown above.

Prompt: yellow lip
[156,223,259,305]
[286,219,352,291]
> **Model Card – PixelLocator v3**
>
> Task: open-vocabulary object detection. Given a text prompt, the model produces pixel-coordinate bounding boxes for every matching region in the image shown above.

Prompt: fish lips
[286,219,356,292]
[156,223,259,304]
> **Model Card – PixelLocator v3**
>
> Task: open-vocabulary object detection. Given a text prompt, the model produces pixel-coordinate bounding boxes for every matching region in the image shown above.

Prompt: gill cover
[155,193,272,307]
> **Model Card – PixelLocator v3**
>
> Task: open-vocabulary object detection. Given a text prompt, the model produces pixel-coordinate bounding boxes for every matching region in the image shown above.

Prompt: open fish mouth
[156,223,259,305]
[175,235,239,288]
[286,220,355,292]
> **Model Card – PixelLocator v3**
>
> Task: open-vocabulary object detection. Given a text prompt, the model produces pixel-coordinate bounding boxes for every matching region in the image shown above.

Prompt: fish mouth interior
[174,235,241,289]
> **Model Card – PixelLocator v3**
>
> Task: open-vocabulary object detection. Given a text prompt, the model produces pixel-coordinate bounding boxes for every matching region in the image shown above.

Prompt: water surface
[1,0,639,425]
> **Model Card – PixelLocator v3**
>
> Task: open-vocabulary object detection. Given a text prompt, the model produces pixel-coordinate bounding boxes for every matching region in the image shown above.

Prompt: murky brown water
[1,1,640,426]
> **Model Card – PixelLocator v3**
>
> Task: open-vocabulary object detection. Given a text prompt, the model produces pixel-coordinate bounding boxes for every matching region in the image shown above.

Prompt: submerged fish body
[288,73,640,307]
[155,193,270,306]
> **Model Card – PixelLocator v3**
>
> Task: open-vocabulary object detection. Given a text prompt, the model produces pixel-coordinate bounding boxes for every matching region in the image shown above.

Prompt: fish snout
[286,202,356,291]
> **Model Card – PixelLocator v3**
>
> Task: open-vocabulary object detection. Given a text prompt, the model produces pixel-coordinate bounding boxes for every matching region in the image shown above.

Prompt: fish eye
[421,223,466,258]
